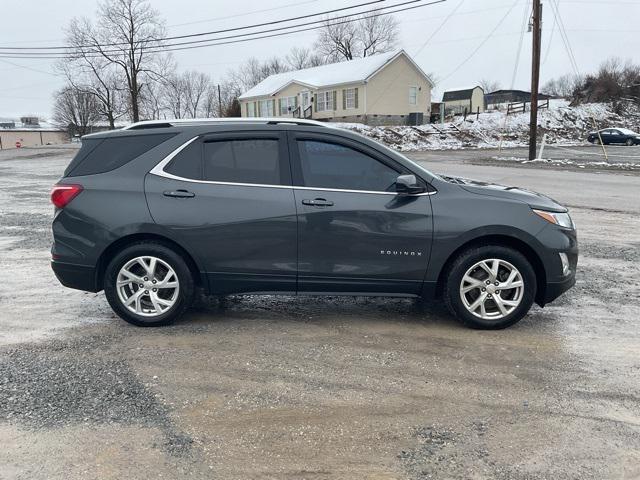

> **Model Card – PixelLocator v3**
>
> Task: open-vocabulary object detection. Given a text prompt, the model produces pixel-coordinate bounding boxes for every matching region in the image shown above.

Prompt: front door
[145,131,297,294]
[288,132,433,295]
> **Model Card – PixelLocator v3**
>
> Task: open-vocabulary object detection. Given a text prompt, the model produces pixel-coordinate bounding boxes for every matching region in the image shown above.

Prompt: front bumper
[542,273,576,305]
[51,261,99,292]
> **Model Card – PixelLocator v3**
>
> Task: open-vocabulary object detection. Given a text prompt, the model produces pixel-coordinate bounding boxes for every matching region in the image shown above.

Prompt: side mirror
[395,174,425,195]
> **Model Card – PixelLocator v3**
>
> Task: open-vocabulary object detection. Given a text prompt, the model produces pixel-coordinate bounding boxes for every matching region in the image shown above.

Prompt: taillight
[51,184,83,208]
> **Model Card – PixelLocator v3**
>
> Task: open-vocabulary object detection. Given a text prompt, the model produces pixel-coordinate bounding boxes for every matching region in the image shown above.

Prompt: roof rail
[122,117,330,130]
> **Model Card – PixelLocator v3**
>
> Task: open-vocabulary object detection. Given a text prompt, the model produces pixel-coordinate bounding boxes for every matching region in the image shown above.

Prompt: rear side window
[203,139,281,185]
[66,133,175,177]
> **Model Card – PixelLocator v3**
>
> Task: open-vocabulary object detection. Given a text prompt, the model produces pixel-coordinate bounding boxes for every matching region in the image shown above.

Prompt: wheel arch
[95,233,204,291]
[435,234,547,305]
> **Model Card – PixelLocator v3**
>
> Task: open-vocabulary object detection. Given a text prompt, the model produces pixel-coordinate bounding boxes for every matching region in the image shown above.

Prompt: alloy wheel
[116,256,180,317]
[459,258,524,320]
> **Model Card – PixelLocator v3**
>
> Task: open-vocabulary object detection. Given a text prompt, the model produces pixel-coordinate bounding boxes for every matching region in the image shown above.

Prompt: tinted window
[63,138,101,176]
[203,139,281,185]
[67,133,175,177]
[297,140,399,191]
[165,140,202,180]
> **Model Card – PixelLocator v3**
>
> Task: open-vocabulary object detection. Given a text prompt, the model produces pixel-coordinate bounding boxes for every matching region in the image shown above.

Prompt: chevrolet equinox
[51,118,577,329]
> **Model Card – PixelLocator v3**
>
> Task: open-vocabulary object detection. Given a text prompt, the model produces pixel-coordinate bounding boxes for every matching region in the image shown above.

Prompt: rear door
[145,131,298,294]
[288,132,433,295]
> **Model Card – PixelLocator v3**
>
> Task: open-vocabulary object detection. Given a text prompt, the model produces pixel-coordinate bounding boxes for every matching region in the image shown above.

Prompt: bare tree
[316,16,359,61]
[315,10,399,61]
[140,80,164,120]
[357,10,399,57]
[162,73,188,119]
[53,86,100,136]
[65,0,168,123]
[478,79,502,94]
[61,17,127,128]
[286,47,326,70]
[182,70,211,118]
[228,56,290,92]
[542,73,584,98]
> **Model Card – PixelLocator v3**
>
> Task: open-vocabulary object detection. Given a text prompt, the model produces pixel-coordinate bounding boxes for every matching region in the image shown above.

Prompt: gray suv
[51,118,577,329]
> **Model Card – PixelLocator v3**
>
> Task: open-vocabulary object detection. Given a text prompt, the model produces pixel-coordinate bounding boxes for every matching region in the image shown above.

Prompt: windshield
[616,128,638,135]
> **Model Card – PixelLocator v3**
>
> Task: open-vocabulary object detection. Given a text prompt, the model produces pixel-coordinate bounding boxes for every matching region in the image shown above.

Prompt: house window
[259,99,273,116]
[409,86,418,105]
[316,90,334,112]
[345,88,356,109]
[247,102,255,117]
[280,96,296,115]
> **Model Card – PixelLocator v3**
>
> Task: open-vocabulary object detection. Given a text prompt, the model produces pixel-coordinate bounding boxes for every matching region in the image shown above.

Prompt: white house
[238,50,434,126]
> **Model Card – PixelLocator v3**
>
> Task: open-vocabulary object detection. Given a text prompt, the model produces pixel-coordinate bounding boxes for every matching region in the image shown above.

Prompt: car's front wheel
[444,246,536,329]
[104,242,195,326]
[626,138,635,146]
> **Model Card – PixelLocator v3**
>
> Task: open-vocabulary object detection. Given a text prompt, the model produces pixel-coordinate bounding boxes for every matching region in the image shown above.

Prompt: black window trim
[67,132,177,177]
[151,131,436,196]
[152,131,292,188]
[288,131,424,193]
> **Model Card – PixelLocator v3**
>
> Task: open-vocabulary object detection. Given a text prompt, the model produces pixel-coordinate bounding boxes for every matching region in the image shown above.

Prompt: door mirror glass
[395,174,425,195]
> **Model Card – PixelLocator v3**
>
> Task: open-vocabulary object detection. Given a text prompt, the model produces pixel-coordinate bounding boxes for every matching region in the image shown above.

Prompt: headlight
[533,209,574,229]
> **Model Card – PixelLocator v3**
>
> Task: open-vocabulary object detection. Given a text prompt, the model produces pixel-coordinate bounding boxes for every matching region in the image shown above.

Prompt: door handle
[163,189,195,198]
[302,198,334,207]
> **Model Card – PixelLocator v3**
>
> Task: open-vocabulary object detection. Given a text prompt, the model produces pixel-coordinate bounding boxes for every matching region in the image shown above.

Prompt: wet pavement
[0,145,639,479]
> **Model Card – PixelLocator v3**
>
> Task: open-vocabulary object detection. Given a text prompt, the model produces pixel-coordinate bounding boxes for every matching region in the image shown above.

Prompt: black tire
[103,242,195,327]
[443,245,536,329]
[626,138,634,146]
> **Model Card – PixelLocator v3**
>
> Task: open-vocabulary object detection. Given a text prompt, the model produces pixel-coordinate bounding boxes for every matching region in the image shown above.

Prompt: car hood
[439,175,567,212]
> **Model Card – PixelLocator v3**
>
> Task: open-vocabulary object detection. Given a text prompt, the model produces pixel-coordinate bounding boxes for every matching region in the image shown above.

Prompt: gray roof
[442,86,483,102]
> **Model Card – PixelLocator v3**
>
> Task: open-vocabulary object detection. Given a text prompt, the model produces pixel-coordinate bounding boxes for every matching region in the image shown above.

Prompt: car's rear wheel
[104,242,195,326]
[444,246,536,329]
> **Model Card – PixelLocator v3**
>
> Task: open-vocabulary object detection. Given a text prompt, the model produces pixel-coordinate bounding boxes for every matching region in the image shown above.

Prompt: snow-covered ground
[333,102,640,152]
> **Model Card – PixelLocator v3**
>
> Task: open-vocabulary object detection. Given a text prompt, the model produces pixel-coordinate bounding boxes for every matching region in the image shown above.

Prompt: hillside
[334,102,640,151]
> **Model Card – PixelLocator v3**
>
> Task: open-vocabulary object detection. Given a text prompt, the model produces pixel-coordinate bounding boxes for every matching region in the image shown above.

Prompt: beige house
[238,50,433,126]
[442,86,485,117]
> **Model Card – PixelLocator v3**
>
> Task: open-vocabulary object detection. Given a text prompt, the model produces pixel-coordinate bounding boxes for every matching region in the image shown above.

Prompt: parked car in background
[50,118,578,330]
[587,128,640,146]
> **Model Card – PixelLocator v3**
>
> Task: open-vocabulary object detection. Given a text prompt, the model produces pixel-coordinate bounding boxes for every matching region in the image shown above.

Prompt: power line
[168,0,321,28]
[548,0,579,74]
[0,1,447,60]
[440,0,520,82]
[413,0,465,57]
[0,58,61,77]
[0,0,387,51]
[510,0,530,89]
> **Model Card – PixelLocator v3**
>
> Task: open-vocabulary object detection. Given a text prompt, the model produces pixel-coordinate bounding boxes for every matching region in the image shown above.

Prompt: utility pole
[217,84,223,117]
[529,0,542,160]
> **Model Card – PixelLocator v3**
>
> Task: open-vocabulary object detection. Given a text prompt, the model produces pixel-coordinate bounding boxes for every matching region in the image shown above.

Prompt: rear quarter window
[65,133,175,177]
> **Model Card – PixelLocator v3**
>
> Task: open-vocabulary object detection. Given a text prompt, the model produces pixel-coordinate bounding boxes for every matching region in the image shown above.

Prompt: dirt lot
[0,145,639,480]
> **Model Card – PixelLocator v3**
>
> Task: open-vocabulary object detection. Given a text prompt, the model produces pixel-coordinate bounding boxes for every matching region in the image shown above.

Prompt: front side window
[204,139,281,185]
[409,86,418,105]
[316,91,334,112]
[297,140,399,192]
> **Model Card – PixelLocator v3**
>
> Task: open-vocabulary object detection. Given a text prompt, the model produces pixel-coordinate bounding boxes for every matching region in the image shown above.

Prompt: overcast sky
[0,0,638,119]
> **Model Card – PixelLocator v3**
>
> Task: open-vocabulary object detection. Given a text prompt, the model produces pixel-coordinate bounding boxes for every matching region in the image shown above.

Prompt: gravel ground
[0,145,639,479]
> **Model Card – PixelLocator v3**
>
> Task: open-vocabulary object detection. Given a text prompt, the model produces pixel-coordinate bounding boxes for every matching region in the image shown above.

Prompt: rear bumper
[51,261,99,292]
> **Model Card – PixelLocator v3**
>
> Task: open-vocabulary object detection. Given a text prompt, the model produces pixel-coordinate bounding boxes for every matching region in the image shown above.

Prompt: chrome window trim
[149,136,436,197]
